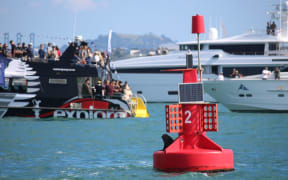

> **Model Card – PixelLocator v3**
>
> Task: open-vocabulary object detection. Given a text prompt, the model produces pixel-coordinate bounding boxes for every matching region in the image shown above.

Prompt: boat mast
[280,0,282,35]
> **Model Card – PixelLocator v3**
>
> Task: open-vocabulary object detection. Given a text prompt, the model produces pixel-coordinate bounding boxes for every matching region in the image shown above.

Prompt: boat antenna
[280,0,282,36]
[72,13,77,41]
[221,22,228,38]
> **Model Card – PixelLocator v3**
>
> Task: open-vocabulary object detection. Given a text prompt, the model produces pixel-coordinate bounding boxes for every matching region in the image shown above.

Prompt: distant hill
[87,32,176,51]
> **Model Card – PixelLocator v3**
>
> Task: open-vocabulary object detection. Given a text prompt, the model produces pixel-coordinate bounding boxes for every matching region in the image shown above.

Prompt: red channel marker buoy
[153,15,234,172]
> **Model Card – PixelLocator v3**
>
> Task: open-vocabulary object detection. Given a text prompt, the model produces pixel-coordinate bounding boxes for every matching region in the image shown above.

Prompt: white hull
[204,78,288,111]
[117,73,181,102]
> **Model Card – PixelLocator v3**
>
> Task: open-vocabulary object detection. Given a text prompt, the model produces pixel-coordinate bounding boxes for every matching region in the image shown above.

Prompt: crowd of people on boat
[73,41,110,68]
[266,21,277,35]
[0,40,62,61]
[71,41,113,82]
[82,78,133,101]
[0,40,110,65]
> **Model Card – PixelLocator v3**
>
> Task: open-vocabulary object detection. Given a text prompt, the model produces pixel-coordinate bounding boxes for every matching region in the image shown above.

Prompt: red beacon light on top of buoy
[192,14,205,34]
[153,14,234,173]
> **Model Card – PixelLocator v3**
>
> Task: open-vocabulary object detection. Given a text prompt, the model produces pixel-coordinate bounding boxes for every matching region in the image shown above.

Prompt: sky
[0,0,280,46]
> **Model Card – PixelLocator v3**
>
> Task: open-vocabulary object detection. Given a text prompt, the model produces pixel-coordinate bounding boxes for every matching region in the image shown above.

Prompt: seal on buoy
[161,134,174,150]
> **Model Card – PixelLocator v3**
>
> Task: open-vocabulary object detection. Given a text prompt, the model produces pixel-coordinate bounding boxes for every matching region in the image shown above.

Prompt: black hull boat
[0,44,149,119]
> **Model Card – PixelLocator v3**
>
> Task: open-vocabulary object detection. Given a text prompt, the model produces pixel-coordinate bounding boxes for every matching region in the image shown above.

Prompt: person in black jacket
[9,40,16,57]
[82,78,92,98]
[95,81,103,95]
[27,43,34,61]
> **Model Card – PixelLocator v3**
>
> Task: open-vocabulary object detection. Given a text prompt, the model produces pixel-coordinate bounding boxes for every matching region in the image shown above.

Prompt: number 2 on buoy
[184,110,192,123]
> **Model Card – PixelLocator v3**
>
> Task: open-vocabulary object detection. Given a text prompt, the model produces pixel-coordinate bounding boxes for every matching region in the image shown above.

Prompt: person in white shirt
[47,43,53,59]
[262,66,271,80]
[217,72,224,80]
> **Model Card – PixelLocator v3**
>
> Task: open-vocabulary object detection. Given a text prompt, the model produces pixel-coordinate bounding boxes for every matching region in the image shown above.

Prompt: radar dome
[208,28,218,40]
[75,35,83,42]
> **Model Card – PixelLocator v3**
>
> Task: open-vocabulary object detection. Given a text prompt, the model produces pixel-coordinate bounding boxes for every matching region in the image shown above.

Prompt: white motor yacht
[204,72,288,112]
[111,0,288,103]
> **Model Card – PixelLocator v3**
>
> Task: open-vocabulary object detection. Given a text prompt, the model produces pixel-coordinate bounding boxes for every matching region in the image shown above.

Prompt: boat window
[210,44,265,55]
[223,67,264,77]
[246,94,252,97]
[238,94,245,97]
[268,43,280,56]
[269,43,277,51]
[180,44,203,51]
[168,91,178,95]
[49,78,67,85]
[278,94,285,97]
[212,54,220,58]
[212,66,218,75]
[280,66,288,72]
[279,43,288,55]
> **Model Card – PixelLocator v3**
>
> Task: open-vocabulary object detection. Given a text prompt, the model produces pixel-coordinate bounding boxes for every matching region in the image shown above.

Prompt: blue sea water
[0,103,288,179]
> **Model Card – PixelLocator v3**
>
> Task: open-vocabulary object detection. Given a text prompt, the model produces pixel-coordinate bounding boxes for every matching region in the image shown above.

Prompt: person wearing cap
[94,80,104,97]
[27,43,34,61]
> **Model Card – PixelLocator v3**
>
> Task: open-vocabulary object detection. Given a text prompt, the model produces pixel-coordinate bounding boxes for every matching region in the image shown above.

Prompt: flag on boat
[107,29,112,56]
